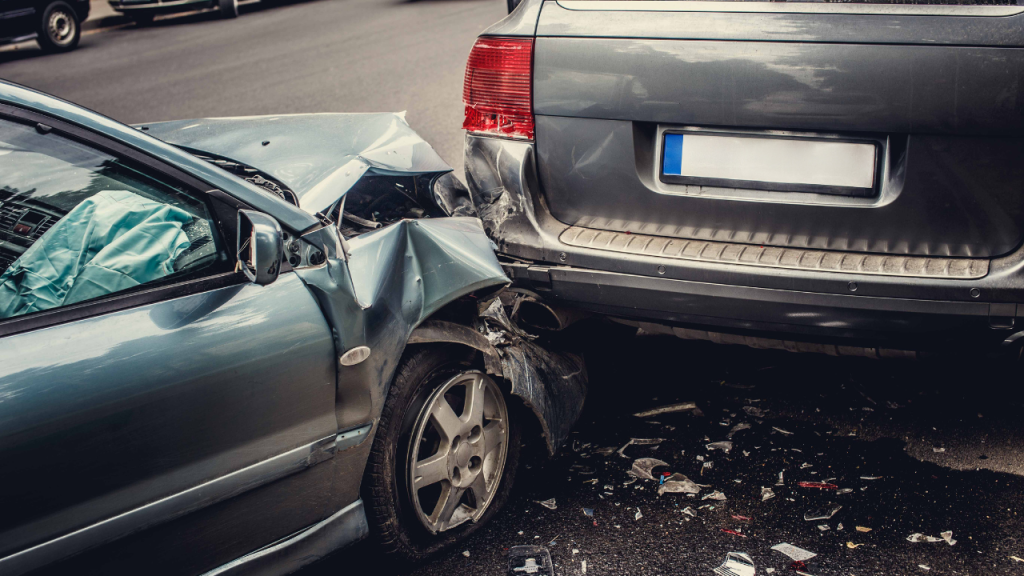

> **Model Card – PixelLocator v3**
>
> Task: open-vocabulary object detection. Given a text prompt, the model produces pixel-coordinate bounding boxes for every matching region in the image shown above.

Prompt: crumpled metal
[0,190,190,319]
[141,113,453,215]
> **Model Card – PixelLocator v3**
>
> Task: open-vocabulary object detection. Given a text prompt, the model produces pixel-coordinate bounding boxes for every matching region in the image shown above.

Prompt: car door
[532,0,1024,263]
[0,0,37,41]
[0,111,339,575]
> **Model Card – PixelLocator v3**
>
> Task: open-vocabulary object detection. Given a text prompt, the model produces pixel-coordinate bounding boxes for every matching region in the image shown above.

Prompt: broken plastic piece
[508,546,555,575]
[859,476,882,480]
[847,542,862,549]
[771,543,817,562]
[707,441,734,453]
[635,508,643,520]
[702,491,727,501]
[817,525,830,532]
[536,498,557,510]
[797,482,838,490]
[712,552,756,576]
[658,473,701,496]
[855,526,872,533]
[728,423,752,438]
[683,506,697,517]
[743,406,766,418]
[633,402,701,418]
[721,528,747,538]
[583,507,594,517]
[617,438,664,458]
[761,487,776,501]
[631,457,669,481]
[906,533,942,543]
[941,531,957,546]
[462,550,471,557]
[773,427,794,435]
[804,506,842,521]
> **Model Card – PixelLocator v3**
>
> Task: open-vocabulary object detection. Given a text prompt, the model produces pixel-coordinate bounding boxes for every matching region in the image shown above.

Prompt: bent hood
[139,113,453,215]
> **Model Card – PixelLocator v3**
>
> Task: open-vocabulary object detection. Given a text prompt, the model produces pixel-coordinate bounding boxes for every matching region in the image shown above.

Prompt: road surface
[0,0,506,181]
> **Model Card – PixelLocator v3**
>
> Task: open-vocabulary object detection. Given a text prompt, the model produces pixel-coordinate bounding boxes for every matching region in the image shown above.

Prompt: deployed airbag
[0,190,192,319]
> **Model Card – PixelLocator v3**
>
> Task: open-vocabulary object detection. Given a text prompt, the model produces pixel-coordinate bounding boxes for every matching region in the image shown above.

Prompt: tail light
[462,37,534,140]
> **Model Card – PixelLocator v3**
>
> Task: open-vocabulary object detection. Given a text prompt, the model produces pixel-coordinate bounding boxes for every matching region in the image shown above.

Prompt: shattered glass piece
[631,457,669,481]
[837,488,854,495]
[633,402,702,418]
[658,473,701,496]
[702,491,727,501]
[683,506,697,517]
[800,463,813,469]
[804,506,842,521]
[860,476,882,480]
[761,487,776,501]
[817,525,830,531]
[941,531,957,546]
[583,508,594,517]
[508,546,555,576]
[707,441,734,453]
[907,533,943,543]
[771,543,817,562]
[635,508,643,521]
[536,499,557,510]
[712,552,756,576]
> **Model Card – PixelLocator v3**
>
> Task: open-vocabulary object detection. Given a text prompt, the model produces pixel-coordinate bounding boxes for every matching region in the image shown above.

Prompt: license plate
[661,132,878,197]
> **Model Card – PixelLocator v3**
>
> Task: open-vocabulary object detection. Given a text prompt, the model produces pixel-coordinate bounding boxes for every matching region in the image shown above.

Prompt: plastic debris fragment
[536,498,557,510]
[702,491,727,501]
[743,406,766,418]
[658,473,701,496]
[721,528,747,538]
[860,476,882,480]
[804,506,842,521]
[837,488,853,495]
[707,441,734,453]
[761,487,776,501]
[776,471,785,486]
[847,542,862,549]
[799,462,813,469]
[728,423,752,438]
[771,543,817,561]
[634,402,701,418]
[462,550,471,557]
[772,427,794,435]
[932,447,946,453]
[631,457,669,481]
[855,526,872,533]
[635,508,643,520]
[941,531,957,545]
[732,515,751,521]
[582,560,587,574]
[817,525,830,531]
[1011,555,1024,563]
[595,446,617,456]
[617,438,664,458]
[797,481,838,490]
[712,552,756,576]
[683,506,697,517]
[583,508,594,517]
[907,533,942,543]
[919,565,930,571]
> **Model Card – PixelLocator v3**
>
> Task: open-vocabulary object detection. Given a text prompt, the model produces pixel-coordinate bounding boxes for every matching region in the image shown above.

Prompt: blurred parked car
[0,81,585,575]
[465,0,1024,359]
[109,0,244,24]
[0,0,87,52]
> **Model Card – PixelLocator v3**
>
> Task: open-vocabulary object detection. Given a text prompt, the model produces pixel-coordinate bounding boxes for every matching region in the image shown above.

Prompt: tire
[362,345,521,565]
[36,1,80,53]
[218,0,238,18]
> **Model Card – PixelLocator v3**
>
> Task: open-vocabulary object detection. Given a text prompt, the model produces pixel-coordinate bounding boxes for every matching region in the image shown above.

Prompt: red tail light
[463,37,534,140]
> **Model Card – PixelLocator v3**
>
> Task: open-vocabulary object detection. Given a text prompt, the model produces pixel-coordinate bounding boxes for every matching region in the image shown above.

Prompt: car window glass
[0,118,223,320]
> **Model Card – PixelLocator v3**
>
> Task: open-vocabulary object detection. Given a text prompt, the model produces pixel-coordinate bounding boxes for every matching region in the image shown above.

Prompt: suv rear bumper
[465,133,1024,352]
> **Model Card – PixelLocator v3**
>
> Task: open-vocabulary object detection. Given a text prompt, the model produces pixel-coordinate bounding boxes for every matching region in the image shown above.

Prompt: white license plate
[661,132,877,195]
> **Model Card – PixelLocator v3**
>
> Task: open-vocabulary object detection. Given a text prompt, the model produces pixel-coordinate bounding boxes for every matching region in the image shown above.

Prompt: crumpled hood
[139,113,453,215]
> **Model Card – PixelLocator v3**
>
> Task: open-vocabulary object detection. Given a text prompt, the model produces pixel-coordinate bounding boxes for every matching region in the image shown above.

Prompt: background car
[0,0,87,52]
[109,0,244,24]
[464,0,1024,359]
[0,81,585,575]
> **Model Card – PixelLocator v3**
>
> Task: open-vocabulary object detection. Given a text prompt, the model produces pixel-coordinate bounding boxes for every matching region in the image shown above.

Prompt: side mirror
[237,210,283,286]
[507,0,522,13]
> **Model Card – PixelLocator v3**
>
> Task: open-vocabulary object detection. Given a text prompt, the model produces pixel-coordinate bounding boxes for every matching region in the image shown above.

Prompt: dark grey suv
[464,0,1024,358]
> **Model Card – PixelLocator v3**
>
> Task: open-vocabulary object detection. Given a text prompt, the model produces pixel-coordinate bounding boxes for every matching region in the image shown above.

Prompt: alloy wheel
[46,8,76,47]
[406,371,509,534]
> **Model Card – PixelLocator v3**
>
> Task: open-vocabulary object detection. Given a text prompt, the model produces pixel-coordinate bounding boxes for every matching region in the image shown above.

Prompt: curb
[83,15,129,32]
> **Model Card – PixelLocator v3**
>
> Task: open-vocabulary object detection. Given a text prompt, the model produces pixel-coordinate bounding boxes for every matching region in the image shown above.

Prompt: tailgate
[532,1,1024,259]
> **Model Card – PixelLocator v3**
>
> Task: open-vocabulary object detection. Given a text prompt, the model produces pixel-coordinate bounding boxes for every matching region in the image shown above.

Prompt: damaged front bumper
[464,133,1024,354]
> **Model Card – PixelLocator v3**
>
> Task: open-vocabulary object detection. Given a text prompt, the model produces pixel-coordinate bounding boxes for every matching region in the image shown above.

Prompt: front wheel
[36,1,80,53]
[362,345,520,565]
[218,0,238,18]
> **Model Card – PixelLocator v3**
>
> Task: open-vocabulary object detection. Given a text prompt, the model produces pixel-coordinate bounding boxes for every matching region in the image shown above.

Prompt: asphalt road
[319,331,1024,576]
[0,0,506,181]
